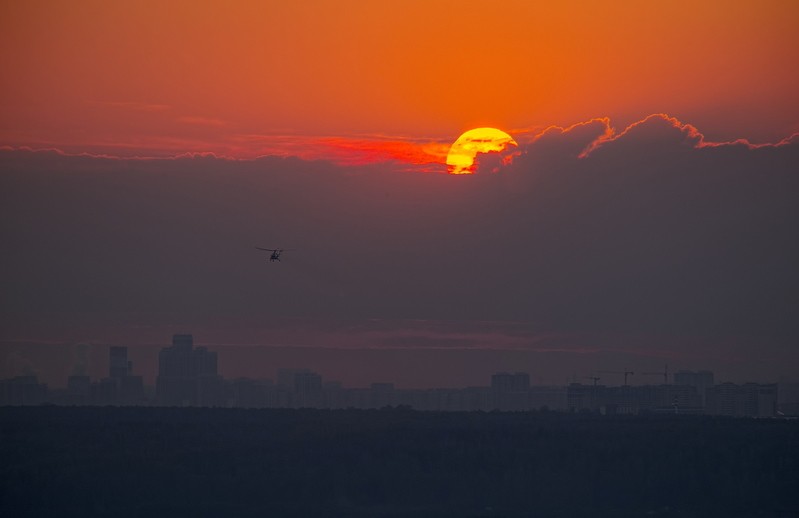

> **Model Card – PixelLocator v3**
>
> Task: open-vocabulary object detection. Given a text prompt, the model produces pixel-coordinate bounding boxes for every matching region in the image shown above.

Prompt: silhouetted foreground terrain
[2,407,798,517]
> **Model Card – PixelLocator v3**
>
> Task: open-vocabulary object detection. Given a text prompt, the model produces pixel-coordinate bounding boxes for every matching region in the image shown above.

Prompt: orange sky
[1,0,798,162]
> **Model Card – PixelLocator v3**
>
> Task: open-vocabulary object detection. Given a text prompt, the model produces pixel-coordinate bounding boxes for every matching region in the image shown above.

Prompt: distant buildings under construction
[1,334,796,417]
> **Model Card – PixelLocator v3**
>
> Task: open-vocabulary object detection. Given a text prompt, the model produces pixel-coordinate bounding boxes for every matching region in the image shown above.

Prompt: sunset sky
[1,1,798,386]
[2,1,798,160]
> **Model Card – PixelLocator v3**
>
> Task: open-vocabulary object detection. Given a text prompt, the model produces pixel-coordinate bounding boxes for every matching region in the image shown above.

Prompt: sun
[446,128,518,175]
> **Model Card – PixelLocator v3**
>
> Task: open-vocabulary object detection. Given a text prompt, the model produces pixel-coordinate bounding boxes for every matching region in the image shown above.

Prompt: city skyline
[3,334,795,418]
[3,4,798,515]
[1,326,793,391]
[2,2,798,404]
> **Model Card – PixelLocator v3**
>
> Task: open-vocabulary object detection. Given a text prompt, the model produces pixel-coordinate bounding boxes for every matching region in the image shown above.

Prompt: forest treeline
[1,406,798,517]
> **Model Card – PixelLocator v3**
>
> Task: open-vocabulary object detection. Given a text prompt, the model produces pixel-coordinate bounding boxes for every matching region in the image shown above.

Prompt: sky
[2,1,798,157]
[1,1,798,386]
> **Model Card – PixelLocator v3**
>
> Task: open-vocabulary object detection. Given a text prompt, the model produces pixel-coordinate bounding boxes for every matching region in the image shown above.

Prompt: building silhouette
[1,337,793,417]
[109,346,130,379]
[567,383,703,415]
[156,334,222,406]
[104,346,144,405]
[0,375,48,406]
[706,382,777,417]
[491,372,530,411]
[66,375,91,404]
[674,370,714,406]
[276,368,323,408]
[230,378,275,408]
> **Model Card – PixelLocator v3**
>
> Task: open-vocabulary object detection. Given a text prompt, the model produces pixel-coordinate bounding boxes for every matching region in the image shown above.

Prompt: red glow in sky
[1,1,798,165]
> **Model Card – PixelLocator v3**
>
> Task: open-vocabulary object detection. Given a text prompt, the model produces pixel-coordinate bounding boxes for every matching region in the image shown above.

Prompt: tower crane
[598,370,635,386]
[641,365,669,385]
[583,376,601,387]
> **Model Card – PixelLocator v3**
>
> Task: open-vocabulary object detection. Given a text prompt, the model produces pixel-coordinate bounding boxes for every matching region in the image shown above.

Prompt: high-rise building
[567,383,605,413]
[109,346,130,379]
[105,345,144,405]
[0,376,48,406]
[491,372,530,392]
[277,368,309,390]
[674,370,714,406]
[491,372,531,411]
[292,370,322,408]
[156,334,221,406]
[294,371,322,394]
[706,382,777,417]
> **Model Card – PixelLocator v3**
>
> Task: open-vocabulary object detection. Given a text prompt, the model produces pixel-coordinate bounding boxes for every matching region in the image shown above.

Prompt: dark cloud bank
[1,117,797,383]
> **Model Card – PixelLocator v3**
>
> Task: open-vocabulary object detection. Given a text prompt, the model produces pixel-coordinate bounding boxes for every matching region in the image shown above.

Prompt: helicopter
[255,247,292,262]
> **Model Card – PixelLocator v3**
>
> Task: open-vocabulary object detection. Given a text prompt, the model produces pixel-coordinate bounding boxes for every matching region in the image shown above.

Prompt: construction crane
[598,370,635,386]
[583,376,601,387]
[641,365,669,385]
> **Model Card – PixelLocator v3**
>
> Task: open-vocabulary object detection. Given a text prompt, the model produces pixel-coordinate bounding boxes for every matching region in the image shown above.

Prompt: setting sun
[446,128,518,174]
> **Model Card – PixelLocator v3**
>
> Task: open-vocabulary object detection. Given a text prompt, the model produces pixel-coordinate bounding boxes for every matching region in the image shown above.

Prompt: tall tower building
[156,334,221,406]
[109,346,129,379]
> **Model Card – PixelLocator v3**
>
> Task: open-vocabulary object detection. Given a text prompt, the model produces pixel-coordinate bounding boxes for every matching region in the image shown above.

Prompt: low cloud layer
[1,116,797,354]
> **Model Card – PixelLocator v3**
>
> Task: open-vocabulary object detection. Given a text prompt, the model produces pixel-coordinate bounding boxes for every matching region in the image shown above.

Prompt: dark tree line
[2,406,798,517]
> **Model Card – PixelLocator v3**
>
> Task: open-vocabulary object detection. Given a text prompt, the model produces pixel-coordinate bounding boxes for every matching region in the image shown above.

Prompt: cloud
[177,116,228,127]
[1,115,797,364]
[2,136,434,166]
[578,113,799,158]
[11,112,795,170]
[317,137,448,169]
[87,100,171,112]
